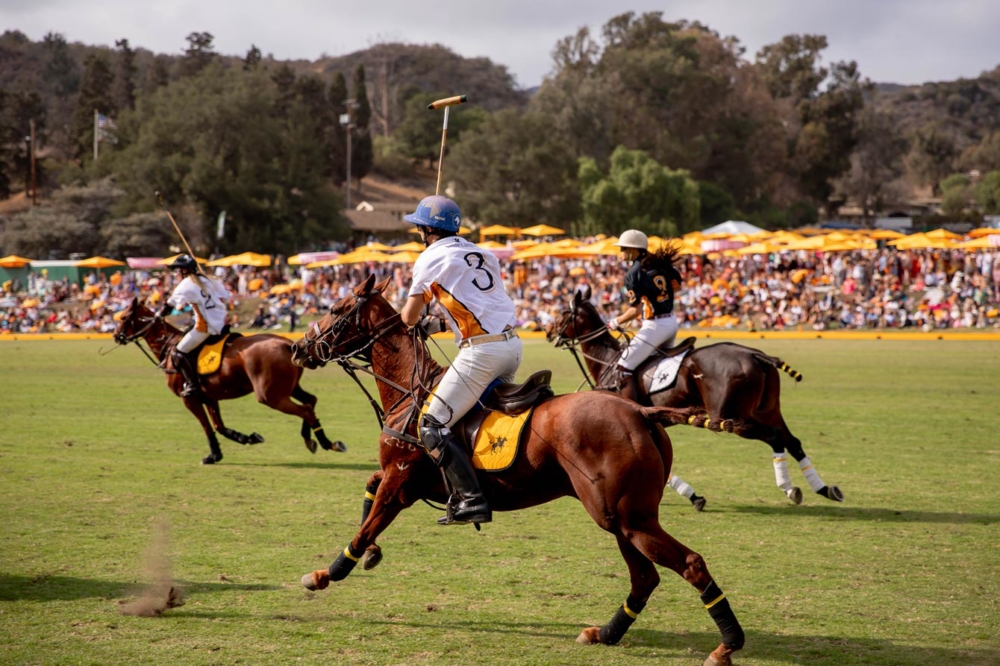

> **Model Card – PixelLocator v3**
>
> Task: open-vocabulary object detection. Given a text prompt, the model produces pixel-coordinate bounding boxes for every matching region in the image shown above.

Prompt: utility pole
[341,99,358,210]
[29,119,36,205]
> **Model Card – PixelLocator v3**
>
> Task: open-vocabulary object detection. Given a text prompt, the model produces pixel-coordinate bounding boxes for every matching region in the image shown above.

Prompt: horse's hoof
[819,485,844,502]
[362,546,382,571]
[704,645,734,666]
[201,453,222,465]
[787,487,803,505]
[692,496,707,512]
[332,441,347,453]
[576,627,601,644]
[301,570,329,591]
[305,439,318,454]
[248,433,265,445]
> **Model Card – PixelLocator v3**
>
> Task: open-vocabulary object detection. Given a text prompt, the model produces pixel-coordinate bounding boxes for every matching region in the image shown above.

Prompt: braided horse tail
[751,350,803,382]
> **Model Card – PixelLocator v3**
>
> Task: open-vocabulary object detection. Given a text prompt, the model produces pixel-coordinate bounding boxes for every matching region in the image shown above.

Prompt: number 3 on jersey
[463,252,496,292]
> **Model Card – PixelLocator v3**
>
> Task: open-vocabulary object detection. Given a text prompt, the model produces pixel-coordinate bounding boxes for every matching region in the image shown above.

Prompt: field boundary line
[4,330,1000,342]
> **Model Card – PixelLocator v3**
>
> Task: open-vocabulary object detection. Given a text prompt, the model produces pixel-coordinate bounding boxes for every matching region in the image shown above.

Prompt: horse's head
[548,291,605,347]
[112,297,155,345]
[291,274,396,368]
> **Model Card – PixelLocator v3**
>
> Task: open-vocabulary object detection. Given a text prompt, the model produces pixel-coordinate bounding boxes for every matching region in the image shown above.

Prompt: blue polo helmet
[404,195,461,233]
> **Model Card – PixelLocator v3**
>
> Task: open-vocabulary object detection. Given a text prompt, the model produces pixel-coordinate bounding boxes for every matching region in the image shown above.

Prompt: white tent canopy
[700,220,765,236]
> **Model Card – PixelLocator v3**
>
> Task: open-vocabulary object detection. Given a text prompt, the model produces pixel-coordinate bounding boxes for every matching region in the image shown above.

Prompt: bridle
[551,299,625,391]
[113,305,177,369]
[292,291,439,433]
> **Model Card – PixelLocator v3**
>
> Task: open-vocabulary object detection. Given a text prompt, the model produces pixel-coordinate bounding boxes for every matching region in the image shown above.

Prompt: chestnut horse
[113,298,345,464]
[290,275,745,666]
[549,293,843,504]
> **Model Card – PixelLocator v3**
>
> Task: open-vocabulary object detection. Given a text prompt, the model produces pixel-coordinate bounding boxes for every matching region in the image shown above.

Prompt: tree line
[2,13,1000,259]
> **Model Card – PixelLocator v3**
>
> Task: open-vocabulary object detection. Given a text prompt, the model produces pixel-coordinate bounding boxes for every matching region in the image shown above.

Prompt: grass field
[1,338,998,666]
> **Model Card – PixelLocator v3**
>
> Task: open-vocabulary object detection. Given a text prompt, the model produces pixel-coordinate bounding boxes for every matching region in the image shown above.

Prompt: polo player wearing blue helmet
[399,195,522,525]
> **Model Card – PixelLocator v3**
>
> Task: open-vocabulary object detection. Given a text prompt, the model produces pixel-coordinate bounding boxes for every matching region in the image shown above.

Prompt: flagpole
[93,109,99,161]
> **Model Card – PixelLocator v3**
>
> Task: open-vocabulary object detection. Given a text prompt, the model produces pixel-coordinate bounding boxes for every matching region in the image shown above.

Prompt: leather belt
[652,312,676,320]
[458,329,519,349]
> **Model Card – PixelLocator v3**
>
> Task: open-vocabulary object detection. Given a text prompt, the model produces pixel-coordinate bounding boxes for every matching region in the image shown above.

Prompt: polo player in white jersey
[399,195,522,525]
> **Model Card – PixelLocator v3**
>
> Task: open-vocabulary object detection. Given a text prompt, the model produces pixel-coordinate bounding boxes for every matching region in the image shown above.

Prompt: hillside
[875,65,1000,151]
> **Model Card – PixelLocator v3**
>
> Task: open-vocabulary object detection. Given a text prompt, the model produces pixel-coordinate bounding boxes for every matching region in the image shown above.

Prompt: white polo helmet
[613,229,648,251]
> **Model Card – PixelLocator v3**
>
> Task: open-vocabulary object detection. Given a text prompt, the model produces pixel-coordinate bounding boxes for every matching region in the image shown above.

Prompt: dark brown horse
[113,297,345,464]
[549,293,843,504]
[289,275,746,666]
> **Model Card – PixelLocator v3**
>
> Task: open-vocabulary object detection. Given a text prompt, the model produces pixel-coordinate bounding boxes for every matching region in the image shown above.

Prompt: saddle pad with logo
[197,334,236,375]
[471,407,533,472]
[645,349,691,395]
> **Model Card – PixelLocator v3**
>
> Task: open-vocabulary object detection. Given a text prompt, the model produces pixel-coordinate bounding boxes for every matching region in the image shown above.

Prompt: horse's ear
[131,296,139,308]
[354,274,377,296]
[573,291,583,307]
[373,276,391,294]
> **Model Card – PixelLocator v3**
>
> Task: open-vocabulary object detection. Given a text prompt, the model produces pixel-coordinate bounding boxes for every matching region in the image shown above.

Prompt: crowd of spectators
[3,242,1000,336]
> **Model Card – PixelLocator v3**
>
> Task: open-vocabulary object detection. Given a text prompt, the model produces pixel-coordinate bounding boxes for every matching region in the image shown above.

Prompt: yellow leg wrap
[364,491,376,501]
[687,414,697,425]
[343,545,360,562]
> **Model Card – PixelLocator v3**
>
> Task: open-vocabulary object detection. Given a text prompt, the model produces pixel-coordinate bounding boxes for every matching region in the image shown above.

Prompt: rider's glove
[417,315,446,336]
[607,317,620,331]
[157,304,173,319]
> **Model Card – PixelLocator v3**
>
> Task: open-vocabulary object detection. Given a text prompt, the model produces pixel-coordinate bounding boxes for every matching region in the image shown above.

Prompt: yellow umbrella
[478,225,520,238]
[0,255,33,268]
[967,227,1000,238]
[476,241,508,250]
[519,224,565,237]
[157,254,209,265]
[386,251,422,264]
[925,228,962,240]
[388,242,426,253]
[408,226,472,235]
[956,237,998,250]
[782,235,828,251]
[510,239,538,249]
[362,242,394,251]
[206,252,272,267]
[889,234,957,250]
[737,242,781,255]
[75,256,126,268]
[869,229,906,240]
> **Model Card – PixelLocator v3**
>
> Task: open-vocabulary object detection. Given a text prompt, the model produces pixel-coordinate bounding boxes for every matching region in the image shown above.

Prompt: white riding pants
[176,328,210,353]
[424,336,523,428]
[618,314,678,371]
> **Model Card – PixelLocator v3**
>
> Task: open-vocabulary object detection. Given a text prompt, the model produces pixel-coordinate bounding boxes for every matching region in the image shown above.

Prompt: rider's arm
[609,305,640,330]
[400,293,428,327]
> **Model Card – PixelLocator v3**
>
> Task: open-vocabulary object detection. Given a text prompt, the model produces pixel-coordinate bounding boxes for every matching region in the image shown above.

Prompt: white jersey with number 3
[409,236,516,344]
[168,276,231,335]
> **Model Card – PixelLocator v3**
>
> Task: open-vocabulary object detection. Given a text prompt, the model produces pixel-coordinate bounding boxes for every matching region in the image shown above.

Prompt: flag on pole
[97,113,118,144]
[217,211,227,240]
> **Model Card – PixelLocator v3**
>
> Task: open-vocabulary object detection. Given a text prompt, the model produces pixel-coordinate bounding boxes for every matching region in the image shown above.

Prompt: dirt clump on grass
[118,519,185,617]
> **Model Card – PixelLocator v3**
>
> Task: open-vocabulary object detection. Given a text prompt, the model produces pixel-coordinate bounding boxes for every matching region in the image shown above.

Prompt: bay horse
[549,292,843,504]
[289,275,746,666]
[113,297,345,464]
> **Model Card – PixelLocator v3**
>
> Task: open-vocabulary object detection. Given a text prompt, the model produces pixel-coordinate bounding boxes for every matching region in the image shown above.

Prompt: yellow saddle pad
[471,408,533,472]
[197,334,232,375]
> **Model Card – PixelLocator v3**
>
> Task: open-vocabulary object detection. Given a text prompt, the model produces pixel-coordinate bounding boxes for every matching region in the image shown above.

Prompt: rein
[552,303,627,391]
[117,312,178,370]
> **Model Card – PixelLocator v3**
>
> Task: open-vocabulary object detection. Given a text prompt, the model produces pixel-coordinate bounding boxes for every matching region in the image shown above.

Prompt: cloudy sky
[4,0,1000,88]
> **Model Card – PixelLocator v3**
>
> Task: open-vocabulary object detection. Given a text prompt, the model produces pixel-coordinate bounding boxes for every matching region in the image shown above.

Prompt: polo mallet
[427,95,467,195]
[156,191,206,276]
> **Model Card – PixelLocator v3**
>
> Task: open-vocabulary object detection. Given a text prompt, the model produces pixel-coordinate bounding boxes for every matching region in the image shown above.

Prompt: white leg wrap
[798,456,826,492]
[667,474,695,499]
[772,451,793,491]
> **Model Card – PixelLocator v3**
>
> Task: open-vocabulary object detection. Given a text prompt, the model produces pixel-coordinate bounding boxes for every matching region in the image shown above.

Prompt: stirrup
[180,382,202,398]
[437,494,492,525]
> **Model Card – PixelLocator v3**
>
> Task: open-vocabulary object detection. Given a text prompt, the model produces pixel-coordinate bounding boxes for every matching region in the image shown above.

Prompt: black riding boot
[172,349,203,399]
[615,366,634,392]
[419,420,491,525]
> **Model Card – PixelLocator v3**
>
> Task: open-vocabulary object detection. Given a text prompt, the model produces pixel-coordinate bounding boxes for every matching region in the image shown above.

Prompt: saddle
[456,370,554,471]
[194,327,243,375]
[628,337,697,403]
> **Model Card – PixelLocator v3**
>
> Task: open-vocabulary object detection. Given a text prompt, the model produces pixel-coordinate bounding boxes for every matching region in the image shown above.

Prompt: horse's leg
[360,470,384,570]
[302,469,410,590]
[667,473,706,511]
[291,384,346,453]
[182,397,223,465]
[576,533,660,646]
[778,416,844,502]
[204,399,265,446]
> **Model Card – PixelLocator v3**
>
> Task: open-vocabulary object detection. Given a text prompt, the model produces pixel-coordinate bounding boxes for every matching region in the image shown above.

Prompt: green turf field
[1,338,998,665]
